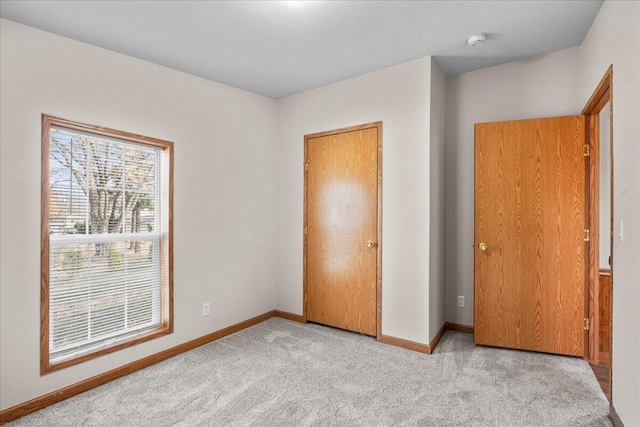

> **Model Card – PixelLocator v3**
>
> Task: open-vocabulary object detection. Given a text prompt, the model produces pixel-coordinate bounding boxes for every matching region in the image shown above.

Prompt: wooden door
[475,116,587,356]
[304,123,380,336]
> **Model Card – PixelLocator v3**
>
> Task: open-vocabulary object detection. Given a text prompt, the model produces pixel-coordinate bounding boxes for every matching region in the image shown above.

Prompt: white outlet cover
[457,296,466,308]
[202,302,210,316]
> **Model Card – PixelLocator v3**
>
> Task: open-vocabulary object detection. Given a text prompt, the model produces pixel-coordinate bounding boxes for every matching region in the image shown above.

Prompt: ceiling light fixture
[467,33,487,47]
[280,1,305,9]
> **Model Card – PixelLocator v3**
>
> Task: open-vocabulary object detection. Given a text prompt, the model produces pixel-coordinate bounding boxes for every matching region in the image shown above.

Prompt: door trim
[302,121,383,338]
[583,65,613,397]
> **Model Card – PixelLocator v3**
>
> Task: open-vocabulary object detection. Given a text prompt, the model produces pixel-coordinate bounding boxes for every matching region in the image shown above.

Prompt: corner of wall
[428,58,447,340]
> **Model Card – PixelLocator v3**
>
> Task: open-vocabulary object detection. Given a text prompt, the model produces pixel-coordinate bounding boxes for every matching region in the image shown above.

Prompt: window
[41,115,173,373]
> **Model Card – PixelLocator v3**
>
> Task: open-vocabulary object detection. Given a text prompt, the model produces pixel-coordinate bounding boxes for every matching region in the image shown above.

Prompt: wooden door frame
[302,121,383,338]
[582,65,613,384]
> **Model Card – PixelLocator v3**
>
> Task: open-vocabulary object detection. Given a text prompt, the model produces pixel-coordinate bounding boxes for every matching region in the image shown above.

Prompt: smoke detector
[468,33,486,47]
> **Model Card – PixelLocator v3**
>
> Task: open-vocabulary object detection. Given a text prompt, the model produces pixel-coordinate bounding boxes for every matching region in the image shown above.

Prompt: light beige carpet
[9,318,611,426]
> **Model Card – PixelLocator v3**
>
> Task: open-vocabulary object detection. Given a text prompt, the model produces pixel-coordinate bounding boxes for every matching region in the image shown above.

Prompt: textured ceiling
[0,1,603,99]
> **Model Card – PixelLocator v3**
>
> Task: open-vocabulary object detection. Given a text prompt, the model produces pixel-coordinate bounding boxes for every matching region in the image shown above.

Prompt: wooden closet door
[305,125,379,336]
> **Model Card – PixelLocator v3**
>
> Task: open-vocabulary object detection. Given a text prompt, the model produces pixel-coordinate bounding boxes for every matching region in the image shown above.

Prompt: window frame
[41,115,174,374]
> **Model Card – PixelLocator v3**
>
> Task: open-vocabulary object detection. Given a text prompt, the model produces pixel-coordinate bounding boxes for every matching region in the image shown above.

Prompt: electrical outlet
[202,302,210,317]
[457,295,466,308]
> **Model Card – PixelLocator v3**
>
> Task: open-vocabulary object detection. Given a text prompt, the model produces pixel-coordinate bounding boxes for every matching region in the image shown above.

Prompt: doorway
[583,65,614,401]
[303,122,382,336]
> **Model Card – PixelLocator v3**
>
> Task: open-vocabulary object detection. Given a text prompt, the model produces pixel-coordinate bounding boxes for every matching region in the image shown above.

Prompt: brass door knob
[367,240,377,248]
[478,243,488,251]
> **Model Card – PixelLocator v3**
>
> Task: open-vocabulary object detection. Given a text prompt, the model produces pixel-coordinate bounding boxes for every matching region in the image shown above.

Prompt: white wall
[275,58,434,344]
[580,1,640,423]
[444,47,582,326]
[0,19,277,410]
[429,59,447,339]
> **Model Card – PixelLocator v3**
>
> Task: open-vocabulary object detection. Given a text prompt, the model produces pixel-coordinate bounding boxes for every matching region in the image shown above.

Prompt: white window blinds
[47,126,170,363]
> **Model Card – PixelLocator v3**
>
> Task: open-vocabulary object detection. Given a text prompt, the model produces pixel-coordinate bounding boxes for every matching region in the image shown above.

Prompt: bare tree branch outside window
[49,132,156,255]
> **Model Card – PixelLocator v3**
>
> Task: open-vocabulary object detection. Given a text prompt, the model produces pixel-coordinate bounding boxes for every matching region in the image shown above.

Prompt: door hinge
[584,228,590,242]
[304,293,308,303]
[305,159,310,170]
[584,144,590,157]
[584,317,590,331]
[304,226,308,235]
